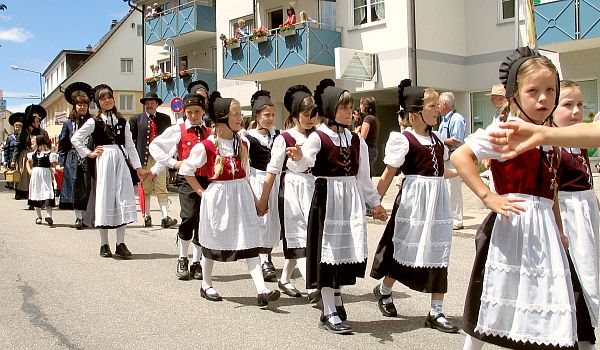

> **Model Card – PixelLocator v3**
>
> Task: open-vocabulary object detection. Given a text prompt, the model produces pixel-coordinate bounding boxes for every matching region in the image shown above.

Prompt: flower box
[226,41,240,49]
[160,73,173,82]
[145,77,159,85]
[179,69,193,78]
[251,35,268,43]
[279,24,296,37]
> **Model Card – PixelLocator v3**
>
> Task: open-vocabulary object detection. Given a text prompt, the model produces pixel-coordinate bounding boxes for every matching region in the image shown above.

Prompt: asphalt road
[0,177,597,350]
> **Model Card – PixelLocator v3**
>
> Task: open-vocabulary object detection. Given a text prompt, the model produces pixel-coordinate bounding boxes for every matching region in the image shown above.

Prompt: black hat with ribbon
[187,80,209,94]
[314,79,347,122]
[251,90,273,118]
[208,91,233,123]
[23,104,47,128]
[397,79,426,113]
[64,81,94,106]
[284,85,312,115]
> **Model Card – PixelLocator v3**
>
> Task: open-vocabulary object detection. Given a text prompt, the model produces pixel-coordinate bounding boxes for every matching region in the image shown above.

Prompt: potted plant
[145,76,159,85]
[225,37,240,49]
[160,72,173,82]
[179,69,193,78]
[251,26,269,43]
[279,24,296,37]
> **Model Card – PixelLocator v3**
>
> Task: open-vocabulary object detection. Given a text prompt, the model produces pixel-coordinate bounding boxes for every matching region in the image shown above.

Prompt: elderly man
[3,113,23,189]
[438,92,466,230]
[129,92,177,228]
[488,83,507,122]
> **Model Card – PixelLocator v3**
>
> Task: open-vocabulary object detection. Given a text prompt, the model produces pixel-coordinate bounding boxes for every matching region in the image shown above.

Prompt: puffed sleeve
[465,124,504,162]
[71,118,95,158]
[382,131,410,168]
[26,152,34,161]
[265,134,287,175]
[179,142,207,176]
[149,124,181,174]
[286,132,321,172]
[49,152,59,163]
[432,131,450,161]
[357,138,381,207]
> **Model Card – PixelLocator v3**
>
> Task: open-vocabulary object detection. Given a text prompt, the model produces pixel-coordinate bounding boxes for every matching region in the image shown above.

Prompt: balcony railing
[145,0,216,45]
[144,68,216,102]
[535,0,600,46]
[223,23,342,80]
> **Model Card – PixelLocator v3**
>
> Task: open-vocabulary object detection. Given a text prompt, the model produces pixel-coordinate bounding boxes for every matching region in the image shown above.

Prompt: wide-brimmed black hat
[24,104,47,122]
[93,84,113,105]
[8,112,25,126]
[187,80,209,94]
[140,91,163,105]
[64,81,94,105]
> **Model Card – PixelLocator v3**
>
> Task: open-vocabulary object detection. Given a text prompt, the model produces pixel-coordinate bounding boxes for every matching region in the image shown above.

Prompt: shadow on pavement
[350,315,463,342]
[130,253,178,260]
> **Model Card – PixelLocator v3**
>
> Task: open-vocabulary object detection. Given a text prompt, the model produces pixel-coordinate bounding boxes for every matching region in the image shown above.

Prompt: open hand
[88,146,104,158]
[489,121,544,160]
[285,144,303,161]
[482,192,526,220]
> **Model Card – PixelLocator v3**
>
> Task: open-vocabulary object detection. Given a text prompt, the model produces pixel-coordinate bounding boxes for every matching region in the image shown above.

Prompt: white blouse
[287,124,380,207]
[71,113,142,169]
[384,128,448,168]
[265,128,308,175]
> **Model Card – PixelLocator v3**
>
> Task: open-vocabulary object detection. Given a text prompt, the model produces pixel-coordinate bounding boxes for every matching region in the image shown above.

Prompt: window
[268,8,284,29]
[470,91,498,131]
[137,24,143,37]
[500,0,515,20]
[119,94,134,112]
[319,0,336,29]
[179,55,188,71]
[577,79,599,157]
[158,59,171,74]
[121,58,133,74]
[353,0,384,26]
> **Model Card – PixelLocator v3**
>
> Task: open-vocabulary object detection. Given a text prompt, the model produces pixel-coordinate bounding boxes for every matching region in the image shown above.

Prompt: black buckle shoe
[424,313,459,333]
[35,217,42,225]
[308,289,321,304]
[200,287,223,302]
[144,216,152,227]
[333,291,347,322]
[45,217,53,226]
[75,218,83,230]
[257,289,280,307]
[161,216,178,228]
[373,285,398,317]
[176,257,190,280]
[261,261,277,282]
[115,243,132,259]
[278,281,301,297]
[319,312,353,334]
[189,261,203,280]
[100,244,112,258]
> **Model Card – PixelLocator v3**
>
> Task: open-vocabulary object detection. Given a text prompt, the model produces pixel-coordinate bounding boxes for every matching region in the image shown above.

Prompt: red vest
[201,139,247,181]
[177,123,211,177]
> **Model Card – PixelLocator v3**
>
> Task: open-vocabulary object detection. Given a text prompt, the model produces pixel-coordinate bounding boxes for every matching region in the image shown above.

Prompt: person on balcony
[235,19,249,39]
[129,92,178,229]
[280,5,296,27]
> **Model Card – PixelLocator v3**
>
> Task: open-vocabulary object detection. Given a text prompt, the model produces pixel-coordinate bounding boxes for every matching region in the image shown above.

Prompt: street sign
[0,99,6,111]
[170,97,184,113]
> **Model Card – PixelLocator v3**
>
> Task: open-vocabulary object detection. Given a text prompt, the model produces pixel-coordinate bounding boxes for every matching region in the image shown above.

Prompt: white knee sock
[34,207,42,218]
[321,287,342,324]
[192,244,201,262]
[297,258,317,294]
[116,226,125,244]
[334,288,343,306]
[201,258,214,290]
[159,202,168,219]
[45,207,52,218]
[179,239,190,258]
[99,229,109,246]
[259,253,269,264]
[280,259,296,283]
[144,195,151,216]
[247,256,268,294]
[579,341,597,350]
[380,282,394,304]
[463,335,484,350]
[430,299,444,317]
[74,210,83,220]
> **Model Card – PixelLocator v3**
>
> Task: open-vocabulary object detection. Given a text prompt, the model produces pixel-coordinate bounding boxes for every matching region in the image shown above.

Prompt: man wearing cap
[129,92,177,228]
[3,113,24,189]
[487,83,507,122]
[438,92,466,230]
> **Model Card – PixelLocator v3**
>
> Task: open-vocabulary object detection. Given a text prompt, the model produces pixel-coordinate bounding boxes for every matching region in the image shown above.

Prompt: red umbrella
[138,182,146,217]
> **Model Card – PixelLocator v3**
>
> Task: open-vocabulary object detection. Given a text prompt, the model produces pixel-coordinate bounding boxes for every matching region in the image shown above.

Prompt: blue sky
[0,1,131,112]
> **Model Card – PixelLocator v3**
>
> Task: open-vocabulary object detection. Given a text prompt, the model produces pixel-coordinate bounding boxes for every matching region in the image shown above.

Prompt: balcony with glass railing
[535,0,600,48]
[144,68,216,102]
[223,23,342,81]
[145,0,216,45]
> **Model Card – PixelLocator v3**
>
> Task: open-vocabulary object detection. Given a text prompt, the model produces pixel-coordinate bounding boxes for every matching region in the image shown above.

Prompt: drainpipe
[123,1,145,98]
[407,0,417,84]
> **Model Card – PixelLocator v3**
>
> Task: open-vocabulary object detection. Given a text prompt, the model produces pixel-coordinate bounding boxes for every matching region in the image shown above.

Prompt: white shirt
[383,128,448,168]
[286,124,381,207]
[266,128,307,175]
[179,135,249,179]
[71,113,142,169]
[148,119,207,174]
